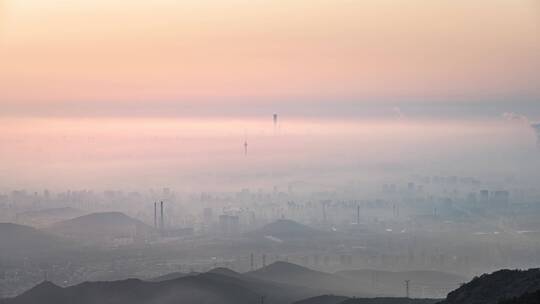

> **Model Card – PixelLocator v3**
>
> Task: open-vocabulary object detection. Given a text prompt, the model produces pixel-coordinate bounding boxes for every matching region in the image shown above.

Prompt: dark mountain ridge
[439,268,540,304]
[2,267,319,304]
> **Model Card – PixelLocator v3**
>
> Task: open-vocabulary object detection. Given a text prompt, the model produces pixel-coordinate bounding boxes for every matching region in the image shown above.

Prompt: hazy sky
[0,1,539,190]
[0,0,538,118]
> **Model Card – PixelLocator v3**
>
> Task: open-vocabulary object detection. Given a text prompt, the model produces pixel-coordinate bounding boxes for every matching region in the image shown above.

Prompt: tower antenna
[160,201,164,233]
[244,131,248,156]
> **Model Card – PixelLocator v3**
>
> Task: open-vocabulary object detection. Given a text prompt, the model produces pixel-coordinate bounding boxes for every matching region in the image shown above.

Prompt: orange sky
[0,0,539,111]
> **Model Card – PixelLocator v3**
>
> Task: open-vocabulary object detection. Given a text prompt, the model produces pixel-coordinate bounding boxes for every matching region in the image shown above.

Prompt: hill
[0,223,72,259]
[149,268,242,282]
[498,289,540,304]
[200,267,319,303]
[47,212,154,243]
[247,261,373,297]
[16,207,87,228]
[296,298,437,304]
[247,219,325,239]
[1,270,320,304]
[293,295,349,304]
[340,299,438,304]
[148,271,195,282]
[439,268,540,304]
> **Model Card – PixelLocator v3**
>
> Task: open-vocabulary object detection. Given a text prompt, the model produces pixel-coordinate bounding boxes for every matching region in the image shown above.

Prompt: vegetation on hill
[439,269,540,304]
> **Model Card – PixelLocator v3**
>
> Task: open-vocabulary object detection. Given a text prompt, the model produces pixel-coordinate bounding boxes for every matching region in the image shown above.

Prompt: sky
[0,0,538,118]
[0,1,539,190]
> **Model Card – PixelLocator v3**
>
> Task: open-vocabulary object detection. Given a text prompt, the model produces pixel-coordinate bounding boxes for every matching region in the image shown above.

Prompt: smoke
[502,112,540,148]
[502,112,530,123]
[532,123,540,146]
[392,107,405,120]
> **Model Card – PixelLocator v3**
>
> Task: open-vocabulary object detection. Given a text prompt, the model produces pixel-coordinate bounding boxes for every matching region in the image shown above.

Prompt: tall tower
[160,201,164,232]
[244,140,248,156]
[273,113,278,133]
[154,202,157,229]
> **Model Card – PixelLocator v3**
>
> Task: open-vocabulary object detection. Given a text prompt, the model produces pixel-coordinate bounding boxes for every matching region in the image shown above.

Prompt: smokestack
[154,202,157,229]
[357,204,360,224]
[160,201,164,232]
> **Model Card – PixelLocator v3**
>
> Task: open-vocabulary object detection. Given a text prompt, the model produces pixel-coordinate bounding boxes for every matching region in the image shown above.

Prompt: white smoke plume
[392,107,405,120]
[502,112,530,123]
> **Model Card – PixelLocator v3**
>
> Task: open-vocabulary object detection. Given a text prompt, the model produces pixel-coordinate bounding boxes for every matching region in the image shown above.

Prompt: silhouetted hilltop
[48,212,153,241]
[247,261,373,297]
[248,219,324,239]
[249,261,326,278]
[439,268,540,304]
[14,264,540,304]
[147,267,242,282]
[10,281,64,303]
[16,207,87,227]
[148,271,196,282]
[341,298,438,304]
[0,223,72,259]
[293,295,348,304]
[2,269,319,304]
[197,269,318,303]
[1,274,260,304]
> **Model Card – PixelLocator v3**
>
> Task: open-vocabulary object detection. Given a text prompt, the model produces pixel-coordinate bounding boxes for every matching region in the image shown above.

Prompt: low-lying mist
[0,116,538,192]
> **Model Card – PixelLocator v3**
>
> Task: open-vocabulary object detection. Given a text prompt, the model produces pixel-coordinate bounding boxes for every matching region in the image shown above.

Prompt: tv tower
[244,139,248,156]
[160,201,164,232]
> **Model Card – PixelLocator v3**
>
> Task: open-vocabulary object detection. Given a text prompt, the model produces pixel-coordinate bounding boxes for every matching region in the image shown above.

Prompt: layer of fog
[0,116,538,192]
